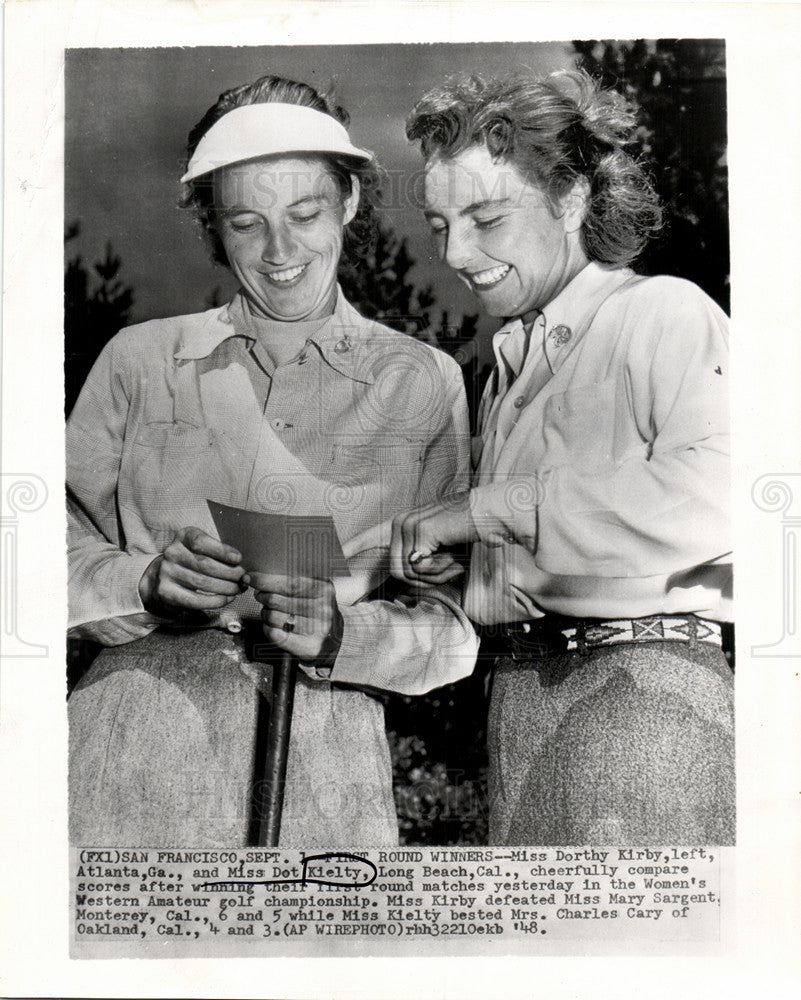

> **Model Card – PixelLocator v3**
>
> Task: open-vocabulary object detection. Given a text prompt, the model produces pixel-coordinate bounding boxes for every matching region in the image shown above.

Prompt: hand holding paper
[139,525,246,617]
[248,572,343,667]
[207,500,350,578]
[207,500,348,666]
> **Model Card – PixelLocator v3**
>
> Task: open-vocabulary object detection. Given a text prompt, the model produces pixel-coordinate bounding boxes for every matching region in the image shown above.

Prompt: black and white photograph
[2,1,800,997]
[65,38,732,852]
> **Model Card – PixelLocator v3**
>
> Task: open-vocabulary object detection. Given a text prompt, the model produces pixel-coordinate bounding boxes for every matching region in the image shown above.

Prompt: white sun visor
[181,103,373,183]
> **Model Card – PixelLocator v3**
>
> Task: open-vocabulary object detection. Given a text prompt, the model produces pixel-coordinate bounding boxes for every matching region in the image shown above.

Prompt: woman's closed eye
[473,215,505,230]
[291,210,321,225]
[227,214,262,233]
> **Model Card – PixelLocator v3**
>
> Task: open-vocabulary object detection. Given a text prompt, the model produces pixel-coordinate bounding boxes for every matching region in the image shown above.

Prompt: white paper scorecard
[207,500,351,578]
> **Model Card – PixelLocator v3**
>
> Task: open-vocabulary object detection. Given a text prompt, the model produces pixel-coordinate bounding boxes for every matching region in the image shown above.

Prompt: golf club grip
[259,650,296,846]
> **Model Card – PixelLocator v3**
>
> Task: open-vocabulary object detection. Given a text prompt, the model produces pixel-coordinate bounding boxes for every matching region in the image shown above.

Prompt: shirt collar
[491,317,529,382]
[173,288,376,384]
[537,261,635,372]
[172,299,244,360]
[305,292,377,384]
[491,262,635,376]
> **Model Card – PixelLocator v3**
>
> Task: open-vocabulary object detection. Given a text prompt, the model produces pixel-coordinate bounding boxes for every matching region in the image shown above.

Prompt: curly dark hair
[406,69,662,267]
[181,74,381,267]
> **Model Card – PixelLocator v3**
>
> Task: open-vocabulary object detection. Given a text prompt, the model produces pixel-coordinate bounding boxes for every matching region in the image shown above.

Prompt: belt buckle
[509,622,566,661]
[522,638,555,659]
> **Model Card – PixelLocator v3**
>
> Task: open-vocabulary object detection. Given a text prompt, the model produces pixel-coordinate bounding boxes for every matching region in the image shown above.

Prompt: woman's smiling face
[423,144,588,320]
[213,155,358,322]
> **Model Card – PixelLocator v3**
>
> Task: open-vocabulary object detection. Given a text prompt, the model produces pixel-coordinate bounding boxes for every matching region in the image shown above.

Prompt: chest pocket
[334,439,424,474]
[130,421,218,518]
[134,422,213,450]
[323,439,425,520]
[540,380,619,473]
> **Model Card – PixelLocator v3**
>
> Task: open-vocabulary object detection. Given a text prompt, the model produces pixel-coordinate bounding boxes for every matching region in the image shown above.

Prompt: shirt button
[513,396,526,409]
[271,418,286,430]
[226,620,243,634]
[334,339,350,353]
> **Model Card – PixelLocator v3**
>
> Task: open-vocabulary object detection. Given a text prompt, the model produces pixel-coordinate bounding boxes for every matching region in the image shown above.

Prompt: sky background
[65,42,578,343]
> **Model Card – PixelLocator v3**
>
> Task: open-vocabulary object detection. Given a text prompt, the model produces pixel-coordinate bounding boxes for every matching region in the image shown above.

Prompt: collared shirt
[465,262,732,624]
[68,289,478,694]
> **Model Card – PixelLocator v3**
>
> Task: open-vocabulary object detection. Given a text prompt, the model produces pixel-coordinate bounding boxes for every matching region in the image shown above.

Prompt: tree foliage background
[574,38,729,312]
[65,39,728,844]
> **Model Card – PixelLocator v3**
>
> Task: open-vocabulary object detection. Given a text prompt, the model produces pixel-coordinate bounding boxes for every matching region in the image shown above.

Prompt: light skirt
[69,628,398,847]
[488,640,735,845]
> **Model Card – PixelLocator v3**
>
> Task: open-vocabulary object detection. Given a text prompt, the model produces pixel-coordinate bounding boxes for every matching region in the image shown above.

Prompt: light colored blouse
[68,290,478,694]
[466,262,732,625]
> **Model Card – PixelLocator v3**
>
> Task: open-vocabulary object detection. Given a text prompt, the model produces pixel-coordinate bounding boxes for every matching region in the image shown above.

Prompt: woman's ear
[343,175,361,226]
[562,176,590,234]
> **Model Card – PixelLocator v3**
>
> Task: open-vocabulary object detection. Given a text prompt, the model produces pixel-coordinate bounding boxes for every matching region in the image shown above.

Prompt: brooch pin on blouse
[549,324,572,346]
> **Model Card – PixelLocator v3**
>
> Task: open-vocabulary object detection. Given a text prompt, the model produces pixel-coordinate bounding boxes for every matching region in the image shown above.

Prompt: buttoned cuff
[326,601,385,687]
[69,551,171,645]
[69,612,164,646]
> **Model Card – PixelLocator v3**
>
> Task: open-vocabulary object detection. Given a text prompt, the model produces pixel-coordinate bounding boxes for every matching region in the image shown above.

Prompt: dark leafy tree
[65,222,134,416]
[340,221,486,426]
[340,222,437,340]
[387,661,492,845]
[65,222,135,689]
[573,38,730,312]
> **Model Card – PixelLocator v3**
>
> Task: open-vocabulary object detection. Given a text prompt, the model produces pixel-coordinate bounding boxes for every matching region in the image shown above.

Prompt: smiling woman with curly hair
[392,69,733,846]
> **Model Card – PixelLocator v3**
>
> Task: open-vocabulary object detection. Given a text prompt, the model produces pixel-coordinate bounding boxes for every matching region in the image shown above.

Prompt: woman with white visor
[67,74,477,847]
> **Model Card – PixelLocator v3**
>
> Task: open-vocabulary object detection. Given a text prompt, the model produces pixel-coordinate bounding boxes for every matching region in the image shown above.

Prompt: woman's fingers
[153,577,236,610]
[162,560,243,597]
[390,505,450,582]
[390,497,476,583]
[167,528,245,581]
[407,552,465,585]
[180,526,243,566]
[390,509,427,582]
[249,575,341,666]
[140,527,246,614]
[389,513,406,580]
[402,511,425,565]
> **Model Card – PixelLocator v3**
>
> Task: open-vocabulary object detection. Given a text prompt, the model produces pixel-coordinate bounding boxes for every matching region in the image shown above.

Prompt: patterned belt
[497,614,722,661]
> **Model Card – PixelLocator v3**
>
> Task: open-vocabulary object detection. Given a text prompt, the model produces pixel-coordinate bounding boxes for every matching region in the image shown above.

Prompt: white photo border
[2,1,800,997]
